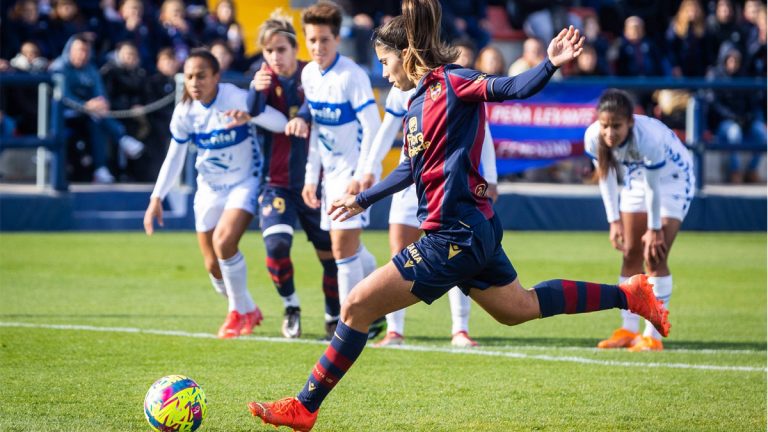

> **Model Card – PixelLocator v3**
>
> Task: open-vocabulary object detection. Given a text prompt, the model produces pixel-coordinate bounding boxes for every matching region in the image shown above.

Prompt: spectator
[453,38,477,70]
[7,41,49,135]
[706,43,766,183]
[508,37,545,76]
[50,33,145,183]
[108,0,158,72]
[565,43,601,77]
[581,13,612,76]
[474,45,506,75]
[707,0,748,56]
[10,41,50,72]
[666,0,715,77]
[345,0,401,69]
[46,0,100,62]
[157,0,198,64]
[2,0,52,59]
[616,16,669,77]
[143,47,179,181]
[745,4,766,77]
[209,39,241,79]
[100,40,151,170]
[203,0,246,71]
[507,0,570,42]
[439,0,491,48]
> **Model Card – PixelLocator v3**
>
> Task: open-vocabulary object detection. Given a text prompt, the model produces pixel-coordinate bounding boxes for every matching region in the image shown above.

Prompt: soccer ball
[144,375,208,432]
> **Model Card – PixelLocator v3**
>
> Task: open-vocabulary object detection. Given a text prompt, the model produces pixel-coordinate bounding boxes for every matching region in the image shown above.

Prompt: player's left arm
[347,69,382,186]
[641,136,667,263]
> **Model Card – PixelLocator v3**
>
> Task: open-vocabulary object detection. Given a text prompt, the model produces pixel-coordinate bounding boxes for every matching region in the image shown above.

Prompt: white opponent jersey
[303,54,377,182]
[584,114,693,185]
[170,83,261,188]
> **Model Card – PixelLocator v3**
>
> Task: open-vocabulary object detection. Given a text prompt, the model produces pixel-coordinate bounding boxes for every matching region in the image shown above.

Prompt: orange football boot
[373,331,404,347]
[240,307,263,336]
[618,274,671,337]
[217,310,245,339]
[597,328,640,349]
[627,335,664,352]
[248,397,318,432]
[451,331,478,348]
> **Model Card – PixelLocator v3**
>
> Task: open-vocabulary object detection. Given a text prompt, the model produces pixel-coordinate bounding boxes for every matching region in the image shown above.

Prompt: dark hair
[373,15,407,53]
[401,0,458,82]
[181,49,220,103]
[596,89,635,179]
[301,1,342,37]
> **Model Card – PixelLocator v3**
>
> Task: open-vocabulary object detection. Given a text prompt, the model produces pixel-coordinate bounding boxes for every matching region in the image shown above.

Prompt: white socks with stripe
[644,275,672,339]
[448,287,471,335]
[219,251,255,313]
[385,308,406,335]
[357,244,377,277]
[335,254,364,305]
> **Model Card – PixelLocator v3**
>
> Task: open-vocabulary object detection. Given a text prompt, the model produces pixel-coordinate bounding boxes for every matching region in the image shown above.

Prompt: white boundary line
[2,321,765,373]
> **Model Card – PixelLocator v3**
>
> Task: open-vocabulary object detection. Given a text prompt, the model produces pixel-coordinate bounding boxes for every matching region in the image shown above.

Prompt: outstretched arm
[328,159,413,222]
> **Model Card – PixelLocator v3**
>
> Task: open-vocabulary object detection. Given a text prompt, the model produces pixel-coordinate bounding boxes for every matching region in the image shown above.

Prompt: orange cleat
[627,335,664,352]
[451,331,478,348]
[619,274,671,337]
[373,331,404,347]
[248,397,318,432]
[597,328,640,349]
[240,307,263,336]
[217,310,245,339]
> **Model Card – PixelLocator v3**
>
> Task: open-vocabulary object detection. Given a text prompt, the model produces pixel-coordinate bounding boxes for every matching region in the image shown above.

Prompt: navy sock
[264,234,294,297]
[297,321,367,412]
[534,279,628,318]
[320,258,340,319]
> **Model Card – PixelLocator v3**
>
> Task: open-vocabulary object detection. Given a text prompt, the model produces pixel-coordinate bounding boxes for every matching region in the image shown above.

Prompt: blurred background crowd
[0,0,765,184]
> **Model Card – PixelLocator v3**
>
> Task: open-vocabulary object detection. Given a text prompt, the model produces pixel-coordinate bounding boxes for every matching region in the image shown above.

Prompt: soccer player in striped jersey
[248,2,669,429]
[247,10,341,341]
[143,49,287,339]
[288,1,381,314]
[585,89,695,352]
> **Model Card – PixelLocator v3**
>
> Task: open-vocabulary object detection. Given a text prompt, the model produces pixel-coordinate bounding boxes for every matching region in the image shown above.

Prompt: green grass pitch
[0,231,765,431]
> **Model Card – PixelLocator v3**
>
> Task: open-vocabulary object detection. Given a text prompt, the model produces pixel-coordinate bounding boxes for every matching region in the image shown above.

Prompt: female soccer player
[287,1,381,311]
[248,2,669,429]
[144,49,287,339]
[586,89,694,352]
[362,67,498,348]
[247,10,341,341]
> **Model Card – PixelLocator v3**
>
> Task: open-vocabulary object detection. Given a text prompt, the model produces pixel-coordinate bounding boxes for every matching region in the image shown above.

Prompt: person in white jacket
[584,89,694,352]
[143,49,287,339]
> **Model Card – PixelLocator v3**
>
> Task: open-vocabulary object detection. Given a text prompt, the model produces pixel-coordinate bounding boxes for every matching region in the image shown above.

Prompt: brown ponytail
[401,0,458,82]
[596,89,634,179]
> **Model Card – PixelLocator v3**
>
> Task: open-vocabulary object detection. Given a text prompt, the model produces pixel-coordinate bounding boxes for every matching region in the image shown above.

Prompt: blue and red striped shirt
[247,61,310,190]
[358,59,558,231]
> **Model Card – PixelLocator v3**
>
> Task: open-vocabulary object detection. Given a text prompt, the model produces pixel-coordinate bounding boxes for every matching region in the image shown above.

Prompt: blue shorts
[392,213,518,304]
[259,185,332,251]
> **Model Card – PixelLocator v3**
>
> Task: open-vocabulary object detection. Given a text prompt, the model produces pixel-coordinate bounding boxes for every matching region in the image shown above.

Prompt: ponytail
[401,0,458,82]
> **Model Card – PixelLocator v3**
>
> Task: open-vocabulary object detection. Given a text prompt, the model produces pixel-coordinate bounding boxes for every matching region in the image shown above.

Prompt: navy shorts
[392,213,518,304]
[259,185,332,251]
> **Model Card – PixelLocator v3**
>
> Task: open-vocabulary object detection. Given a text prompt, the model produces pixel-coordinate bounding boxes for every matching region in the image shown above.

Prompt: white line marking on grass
[1,322,765,373]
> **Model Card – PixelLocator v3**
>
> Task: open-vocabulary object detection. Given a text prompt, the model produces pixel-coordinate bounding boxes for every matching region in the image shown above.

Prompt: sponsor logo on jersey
[310,105,343,123]
[405,243,423,268]
[197,129,238,148]
[475,73,487,83]
[406,132,430,157]
[408,116,418,133]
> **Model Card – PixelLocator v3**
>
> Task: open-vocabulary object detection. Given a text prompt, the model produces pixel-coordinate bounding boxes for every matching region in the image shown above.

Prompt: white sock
[335,254,364,305]
[357,244,377,277]
[448,287,471,335]
[282,293,300,308]
[209,274,227,298]
[218,251,255,313]
[385,309,406,335]
[644,275,672,340]
[619,275,641,333]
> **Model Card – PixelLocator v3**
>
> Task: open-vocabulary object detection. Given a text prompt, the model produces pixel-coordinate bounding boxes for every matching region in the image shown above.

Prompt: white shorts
[619,172,695,222]
[388,184,420,228]
[320,177,370,231]
[193,176,259,232]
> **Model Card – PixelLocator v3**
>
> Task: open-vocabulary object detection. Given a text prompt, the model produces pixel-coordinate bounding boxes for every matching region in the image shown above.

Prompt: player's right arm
[302,124,321,208]
[584,123,623,251]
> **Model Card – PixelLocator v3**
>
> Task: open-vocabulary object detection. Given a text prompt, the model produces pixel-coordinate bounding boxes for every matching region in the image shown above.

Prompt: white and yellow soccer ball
[144,375,207,432]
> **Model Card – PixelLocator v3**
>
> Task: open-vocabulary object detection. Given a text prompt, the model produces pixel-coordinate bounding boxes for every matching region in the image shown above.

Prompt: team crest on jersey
[275,85,283,98]
[475,183,487,197]
[475,73,487,83]
[429,82,442,101]
[408,116,418,133]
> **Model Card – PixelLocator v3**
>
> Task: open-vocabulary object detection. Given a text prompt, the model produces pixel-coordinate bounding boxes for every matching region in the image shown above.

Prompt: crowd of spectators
[0,0,765,184]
